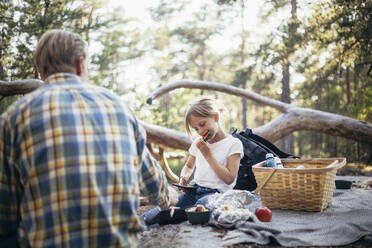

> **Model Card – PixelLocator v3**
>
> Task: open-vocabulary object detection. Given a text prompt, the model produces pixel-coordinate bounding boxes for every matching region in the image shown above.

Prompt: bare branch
[146,80,290,112]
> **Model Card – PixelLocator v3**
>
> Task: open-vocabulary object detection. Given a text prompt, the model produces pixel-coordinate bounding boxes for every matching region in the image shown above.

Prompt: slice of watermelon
[202,130,213,142]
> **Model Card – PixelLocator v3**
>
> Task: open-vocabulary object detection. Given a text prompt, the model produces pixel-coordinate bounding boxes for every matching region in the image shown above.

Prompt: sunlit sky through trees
[93,0,315,96]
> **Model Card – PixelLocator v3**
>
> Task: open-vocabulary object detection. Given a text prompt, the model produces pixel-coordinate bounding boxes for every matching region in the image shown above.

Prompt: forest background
[1,0,371,174]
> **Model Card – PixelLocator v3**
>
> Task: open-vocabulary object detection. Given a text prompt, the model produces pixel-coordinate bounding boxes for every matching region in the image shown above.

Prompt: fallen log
[140,121,191,151]
[146,80,372,145]
[0,79,43,96]
[1,79,371,146]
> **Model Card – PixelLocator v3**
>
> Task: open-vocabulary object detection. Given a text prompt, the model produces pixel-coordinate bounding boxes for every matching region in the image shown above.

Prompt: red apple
[255,206,272,222]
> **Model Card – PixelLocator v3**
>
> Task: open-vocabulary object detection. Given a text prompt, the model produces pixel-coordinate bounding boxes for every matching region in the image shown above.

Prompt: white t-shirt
[189,135,244,193]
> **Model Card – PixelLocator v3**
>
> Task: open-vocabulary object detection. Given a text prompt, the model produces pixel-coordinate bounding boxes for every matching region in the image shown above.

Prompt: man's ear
[39,72,46,81]
[75,57,85,76]
[215,112,220,122]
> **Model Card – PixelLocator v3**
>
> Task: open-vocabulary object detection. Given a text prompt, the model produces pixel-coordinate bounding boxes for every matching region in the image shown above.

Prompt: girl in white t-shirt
[175,96,243,209]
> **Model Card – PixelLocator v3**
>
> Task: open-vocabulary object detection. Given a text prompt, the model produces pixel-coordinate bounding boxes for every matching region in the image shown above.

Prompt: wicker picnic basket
[252,157,346,211]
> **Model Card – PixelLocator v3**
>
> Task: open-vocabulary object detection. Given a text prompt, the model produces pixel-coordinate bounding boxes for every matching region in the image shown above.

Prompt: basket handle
[325,160,338,168]
[326,159,346,170]
[255,168,276,194]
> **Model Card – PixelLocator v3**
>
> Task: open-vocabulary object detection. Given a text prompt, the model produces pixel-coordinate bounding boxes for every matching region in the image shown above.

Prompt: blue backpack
[232,128,299,191]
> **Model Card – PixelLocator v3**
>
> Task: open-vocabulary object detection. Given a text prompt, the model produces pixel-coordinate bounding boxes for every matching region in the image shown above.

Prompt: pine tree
[0,0,16,80]
[7,0,104,80]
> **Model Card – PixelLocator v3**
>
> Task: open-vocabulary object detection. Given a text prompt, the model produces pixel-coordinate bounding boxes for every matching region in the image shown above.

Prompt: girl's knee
[175,193,195,209]
[195,194,212,206]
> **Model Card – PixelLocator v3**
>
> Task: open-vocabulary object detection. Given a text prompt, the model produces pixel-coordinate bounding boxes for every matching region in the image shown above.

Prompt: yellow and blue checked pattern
[0,73,170,247]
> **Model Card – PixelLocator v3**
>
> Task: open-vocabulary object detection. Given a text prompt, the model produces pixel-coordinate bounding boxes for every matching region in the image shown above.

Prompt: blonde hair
[34,30,87,79]
[185,96,221,135]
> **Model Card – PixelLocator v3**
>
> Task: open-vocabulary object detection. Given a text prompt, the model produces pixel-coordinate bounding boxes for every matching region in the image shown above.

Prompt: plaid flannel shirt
[0,73,170,247]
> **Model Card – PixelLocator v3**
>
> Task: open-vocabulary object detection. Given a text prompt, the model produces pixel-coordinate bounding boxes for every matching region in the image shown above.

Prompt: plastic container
[266,153,276,168]
[186,207,211,225]
[274,157,284,168]
[335,180,352,189]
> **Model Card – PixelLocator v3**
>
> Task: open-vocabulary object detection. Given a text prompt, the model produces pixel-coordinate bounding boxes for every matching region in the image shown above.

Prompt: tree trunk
[240,0,247,129]
[346,66,351,104]
[280,0,297,154]
[333,137,338,157]
[0,62,4,80]
[346,66,351,160]
[281,63,290,104]
[242,81,247,129]
[199,43,206,80]
[281,62,294,153]
[146,80,372,146]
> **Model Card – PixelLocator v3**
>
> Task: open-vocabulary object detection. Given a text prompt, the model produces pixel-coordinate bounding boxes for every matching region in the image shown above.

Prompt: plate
[172,183,197,190]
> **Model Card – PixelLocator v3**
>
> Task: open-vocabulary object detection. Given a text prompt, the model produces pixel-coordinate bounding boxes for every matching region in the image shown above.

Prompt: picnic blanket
[210,180,372,246]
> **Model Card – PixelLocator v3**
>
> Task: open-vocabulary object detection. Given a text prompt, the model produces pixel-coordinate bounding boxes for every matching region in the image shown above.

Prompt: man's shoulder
[1,85,47,120]
[0,75,133,125]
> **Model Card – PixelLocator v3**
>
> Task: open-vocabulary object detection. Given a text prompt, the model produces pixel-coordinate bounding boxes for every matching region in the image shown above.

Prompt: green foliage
[1,0,147,115]
[307,0,371,67]
[149,0,189,22]
[90,9,144,92]
[291,0,372,163]
[2,0,103,80]
[231,66,251,88]
[298,0,371,119]
[150,1,226,81]
[8,0,91,80]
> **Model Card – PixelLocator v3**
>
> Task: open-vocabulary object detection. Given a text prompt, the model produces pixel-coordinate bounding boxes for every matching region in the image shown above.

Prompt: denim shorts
[175,184,219,209]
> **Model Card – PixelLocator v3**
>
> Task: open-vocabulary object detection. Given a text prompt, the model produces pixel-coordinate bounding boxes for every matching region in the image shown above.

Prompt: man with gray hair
[0,29,176,247]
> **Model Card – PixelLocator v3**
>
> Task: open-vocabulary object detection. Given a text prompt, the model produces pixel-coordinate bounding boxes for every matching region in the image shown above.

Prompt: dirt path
[140,221,226,248]
[139,176,372,248]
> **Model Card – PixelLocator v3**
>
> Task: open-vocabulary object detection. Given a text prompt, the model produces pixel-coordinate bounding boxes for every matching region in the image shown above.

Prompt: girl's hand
[179,176,188,186]
[178,176,189,193]
[196,138,211,158]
